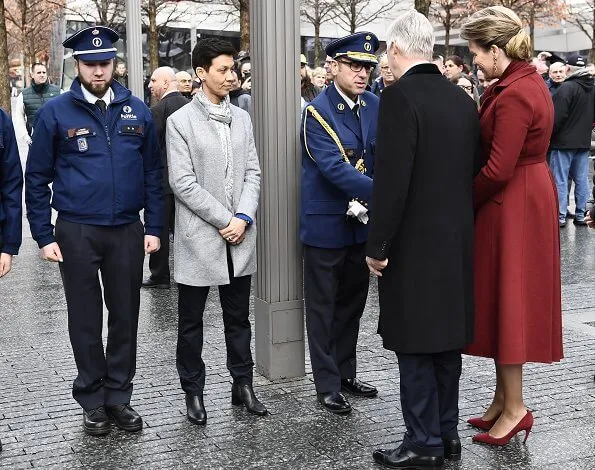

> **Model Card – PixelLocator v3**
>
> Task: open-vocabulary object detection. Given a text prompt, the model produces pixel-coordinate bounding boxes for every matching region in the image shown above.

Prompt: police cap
[63,26,119,62]
[325,32,380,65]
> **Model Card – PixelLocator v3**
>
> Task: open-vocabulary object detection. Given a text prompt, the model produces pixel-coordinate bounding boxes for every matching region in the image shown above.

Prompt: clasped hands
[219,217,247,245]
[366,256,388,277]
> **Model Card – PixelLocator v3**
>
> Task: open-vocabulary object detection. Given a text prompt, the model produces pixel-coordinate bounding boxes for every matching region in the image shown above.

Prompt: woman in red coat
[461,6,563,446]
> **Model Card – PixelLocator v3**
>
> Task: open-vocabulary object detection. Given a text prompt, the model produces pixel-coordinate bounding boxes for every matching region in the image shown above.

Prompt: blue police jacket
[300,84,379,248]
[25,79,163,248]
[0,109,23,255]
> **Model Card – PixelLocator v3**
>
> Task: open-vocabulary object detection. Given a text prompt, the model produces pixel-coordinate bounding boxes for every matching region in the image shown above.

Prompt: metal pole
[126,0,144,99]
[251,0,305,379]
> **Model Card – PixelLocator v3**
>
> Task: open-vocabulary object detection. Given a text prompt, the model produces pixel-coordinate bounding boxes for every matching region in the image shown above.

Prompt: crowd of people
[0,4,592,467]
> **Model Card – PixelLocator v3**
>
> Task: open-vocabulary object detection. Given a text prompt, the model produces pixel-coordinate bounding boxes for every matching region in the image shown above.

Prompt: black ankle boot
[231,383,268,416]
[185,394,207,425]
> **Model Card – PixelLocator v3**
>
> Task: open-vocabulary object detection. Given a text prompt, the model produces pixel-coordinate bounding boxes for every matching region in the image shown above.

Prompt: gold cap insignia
[337,103,345,111]
[364,43,372,52]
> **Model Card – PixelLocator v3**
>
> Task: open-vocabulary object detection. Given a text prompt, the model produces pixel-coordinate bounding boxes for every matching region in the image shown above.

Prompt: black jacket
[151,91,189,193]
[366,64,480,354]
[551,71,595,150]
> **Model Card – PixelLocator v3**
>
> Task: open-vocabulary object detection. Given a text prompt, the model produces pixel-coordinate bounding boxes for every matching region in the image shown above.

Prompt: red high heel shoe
[472,411,534,446]
[467,415,499,431]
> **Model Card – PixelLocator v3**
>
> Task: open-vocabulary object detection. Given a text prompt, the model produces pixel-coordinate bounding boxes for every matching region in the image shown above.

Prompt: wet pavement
[3,152,595,468]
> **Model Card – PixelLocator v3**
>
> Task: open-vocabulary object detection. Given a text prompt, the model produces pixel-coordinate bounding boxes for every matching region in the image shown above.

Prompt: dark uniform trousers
[148,192,175,282]
[397,350,462,457]
[304,243,369,393]
[55,219,145,410]
[176,250,254,395]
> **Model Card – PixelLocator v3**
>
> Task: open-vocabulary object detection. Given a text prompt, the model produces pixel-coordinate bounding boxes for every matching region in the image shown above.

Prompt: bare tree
[331,0,400,34]
[469,0,567,56]
[49,0,126,31]
[431,0,470,57]
[415,0,432,17]
[0,1,11,113]
[5,0,63,86]
[301,0,335,65]
[566,0,595,62]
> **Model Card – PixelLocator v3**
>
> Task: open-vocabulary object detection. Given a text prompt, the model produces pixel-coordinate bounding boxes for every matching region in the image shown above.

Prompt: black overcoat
[366,64,481,354]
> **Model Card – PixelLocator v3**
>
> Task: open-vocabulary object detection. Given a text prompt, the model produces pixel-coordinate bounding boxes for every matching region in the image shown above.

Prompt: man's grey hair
[566,64,582,74]
[385,10,434,60]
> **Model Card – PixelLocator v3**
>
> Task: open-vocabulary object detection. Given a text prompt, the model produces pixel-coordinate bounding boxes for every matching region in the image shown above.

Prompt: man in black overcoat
[143,66,189,288]
[365,11,481,469]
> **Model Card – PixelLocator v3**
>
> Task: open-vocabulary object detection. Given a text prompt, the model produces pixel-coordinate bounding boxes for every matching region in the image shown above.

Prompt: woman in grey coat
[166,38,265,425]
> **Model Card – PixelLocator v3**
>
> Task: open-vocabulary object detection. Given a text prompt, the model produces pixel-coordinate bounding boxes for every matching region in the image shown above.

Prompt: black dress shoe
[341,378,378,397]
[443,438,461,460]
[231,383,268,416]
[142,278,170,289]
[186,394,207,425]
[373,447,444,468]
[83,406,111,436]
[106,404,143,432]
[317,391,352,414]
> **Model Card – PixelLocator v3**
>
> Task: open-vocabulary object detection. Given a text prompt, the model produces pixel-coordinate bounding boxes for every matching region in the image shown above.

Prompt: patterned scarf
[196,89,234,210]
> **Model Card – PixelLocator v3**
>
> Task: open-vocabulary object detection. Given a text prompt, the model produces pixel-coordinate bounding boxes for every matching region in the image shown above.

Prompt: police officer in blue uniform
[300,32,380,414]
[0,108,23,453]
[25,26,163,436]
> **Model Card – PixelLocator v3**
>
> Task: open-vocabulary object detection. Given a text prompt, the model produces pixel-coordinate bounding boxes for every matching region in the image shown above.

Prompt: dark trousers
[396,350,462,457]
[55,219,145,410]
[148,193,175,282]
[176,253,254,396]
[303,243,369,393]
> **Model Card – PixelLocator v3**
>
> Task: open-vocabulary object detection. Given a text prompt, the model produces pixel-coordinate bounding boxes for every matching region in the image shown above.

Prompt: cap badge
[364,42,372,52]
[92,29,100,35]
[337,103,345,111]
[366,35,371,40]
[92,37,103,48]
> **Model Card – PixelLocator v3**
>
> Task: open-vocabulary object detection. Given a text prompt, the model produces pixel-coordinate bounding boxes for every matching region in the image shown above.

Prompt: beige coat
[166,97,261,286]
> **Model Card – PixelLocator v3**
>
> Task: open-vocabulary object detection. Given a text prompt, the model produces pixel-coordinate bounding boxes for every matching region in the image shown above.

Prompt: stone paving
[3,166,595,467]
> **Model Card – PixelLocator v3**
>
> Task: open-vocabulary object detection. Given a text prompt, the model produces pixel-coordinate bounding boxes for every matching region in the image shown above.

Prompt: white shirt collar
[80,82,114,106]
[333,83,360,110]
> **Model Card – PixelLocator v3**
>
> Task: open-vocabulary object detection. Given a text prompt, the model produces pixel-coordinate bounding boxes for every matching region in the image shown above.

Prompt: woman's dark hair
[446,55,464,67]
[192,38,237,71]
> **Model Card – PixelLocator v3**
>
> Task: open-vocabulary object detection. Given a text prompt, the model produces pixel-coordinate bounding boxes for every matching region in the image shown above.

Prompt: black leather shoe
[142,278,170,289]
[186,394,207,425]
[83,406,111,436]
[373,447,444,468]
[341,378,378,397]
[317,391,352,414]
[443,438,461,460]
[231,383,268,416]
[106,404,143,432]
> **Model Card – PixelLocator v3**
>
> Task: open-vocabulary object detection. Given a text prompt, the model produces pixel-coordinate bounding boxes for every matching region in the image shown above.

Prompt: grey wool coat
[166,97,261,286]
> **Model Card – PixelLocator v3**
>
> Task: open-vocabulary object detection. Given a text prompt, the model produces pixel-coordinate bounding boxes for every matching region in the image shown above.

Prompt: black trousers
[303,243,369,393]
[396,350,462,457]
[148,193,175,282]
[176,252,254,396]
[55,219,145,410]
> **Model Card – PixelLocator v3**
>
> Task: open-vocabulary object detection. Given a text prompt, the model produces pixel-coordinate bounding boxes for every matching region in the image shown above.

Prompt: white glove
[346,200,369,224]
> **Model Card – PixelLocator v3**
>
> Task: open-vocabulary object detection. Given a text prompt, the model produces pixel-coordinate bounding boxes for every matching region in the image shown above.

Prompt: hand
[587,210,595,228]
[241,77,252,91]
[41,242,63,262]
[0,253,13,277]
[366,256,388,277]
[232,232,246,246]
[538,51,552,60]
[145,235,161,254]
[219,217,247,244]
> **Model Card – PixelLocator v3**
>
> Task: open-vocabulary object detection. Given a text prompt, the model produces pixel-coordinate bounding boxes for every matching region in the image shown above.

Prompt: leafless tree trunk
[415,0,431,17]
[0,1,11,114]
[239,0,249,51]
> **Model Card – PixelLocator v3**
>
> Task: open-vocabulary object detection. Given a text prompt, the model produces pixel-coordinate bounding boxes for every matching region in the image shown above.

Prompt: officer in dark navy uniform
[300,32,380,414]
[25,26,163,436]
[0,107,23,453]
